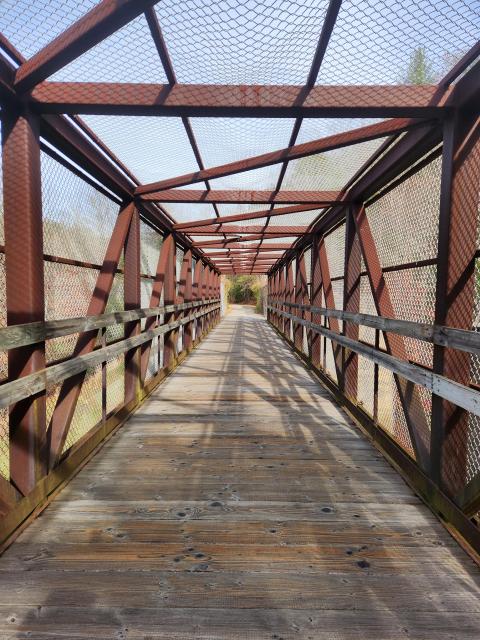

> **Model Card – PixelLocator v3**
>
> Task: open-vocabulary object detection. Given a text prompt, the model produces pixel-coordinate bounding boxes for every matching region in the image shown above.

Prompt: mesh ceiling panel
[82,116,203,185]
[155,0,330,84]
[51,14,168,83]
[0,0,98,58]
[316,0,479,85]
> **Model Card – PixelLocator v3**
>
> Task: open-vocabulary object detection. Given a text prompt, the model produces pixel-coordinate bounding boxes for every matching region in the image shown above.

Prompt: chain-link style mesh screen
[155,1,329,84]
[283,138,387,191]
[140,221,163,277]
[106,355,124,416]
[317,0,479,85]
[63,363,102,453]
[52,14,168,84]
[0,0,98,58]
[83,116,199,186]
[42,153,121,264]
[366,157,442,267]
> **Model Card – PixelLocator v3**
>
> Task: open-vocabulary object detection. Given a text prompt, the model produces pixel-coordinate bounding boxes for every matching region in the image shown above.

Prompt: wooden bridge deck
[0,305,479,639]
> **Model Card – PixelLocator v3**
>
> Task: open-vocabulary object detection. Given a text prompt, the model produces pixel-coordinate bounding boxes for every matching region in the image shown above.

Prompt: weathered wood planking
[0,305,479,639]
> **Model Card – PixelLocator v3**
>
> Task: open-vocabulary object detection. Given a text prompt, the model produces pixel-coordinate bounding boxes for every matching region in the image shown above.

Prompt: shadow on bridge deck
[0,305,479,638]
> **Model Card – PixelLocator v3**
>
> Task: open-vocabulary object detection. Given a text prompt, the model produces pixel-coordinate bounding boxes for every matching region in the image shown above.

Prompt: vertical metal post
[294,252,308,352]
[181,250,193,351]
[318,238,343,386]
[310,234,323,366]
[124,206,141,405]
[163,236,177,368]
[285,260,294,341]
[192,259,202,341]
[343,206,361,401]
[278,266,285,335]
[3,109,46,495]
[431,113,480,493]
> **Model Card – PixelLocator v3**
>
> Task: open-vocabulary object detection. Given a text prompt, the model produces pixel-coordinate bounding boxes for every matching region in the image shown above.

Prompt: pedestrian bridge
[0,1,479,638]
[0,305,479,638]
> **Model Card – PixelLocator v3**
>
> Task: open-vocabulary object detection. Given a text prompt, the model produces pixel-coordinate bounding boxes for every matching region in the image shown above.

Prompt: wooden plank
[0,305,478,640]
[270,307,480,420]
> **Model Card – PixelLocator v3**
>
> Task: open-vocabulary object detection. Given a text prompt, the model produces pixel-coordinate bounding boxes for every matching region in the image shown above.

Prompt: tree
[405,46,435,84]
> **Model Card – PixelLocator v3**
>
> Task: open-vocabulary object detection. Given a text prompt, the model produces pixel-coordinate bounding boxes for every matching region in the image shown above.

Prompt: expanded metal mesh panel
[104,273,124,343]
[359,275,377,346]
[466,415,480,485]
[41,152,120,265]
[106,355,124,415]
[63,364,102,453]
[283,138,387,190]
[191,117,295,190]
[44,262,98,363]
[161,202,217,225]
[52,14,168,83]
[0,407,8,480]
[317,0,479,85]
[323,224,345,279]
[140,221,163,277]
[365,156,441,268]
[156,0,329,84]
[324,339,337,383]
[377,367,415,458]
[357,355,374,417]
[0,0,98,58]
[82,116,202,186]
[267,208,323,227]
[331,280,344,334]
[384,266,436,368]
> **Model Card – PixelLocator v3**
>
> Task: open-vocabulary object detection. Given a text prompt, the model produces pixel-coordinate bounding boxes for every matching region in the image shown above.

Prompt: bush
[226,275,266,313]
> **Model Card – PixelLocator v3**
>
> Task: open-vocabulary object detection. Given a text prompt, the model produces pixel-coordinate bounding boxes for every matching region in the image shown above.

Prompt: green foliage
[227,275,266,314]
[405,46,435,84]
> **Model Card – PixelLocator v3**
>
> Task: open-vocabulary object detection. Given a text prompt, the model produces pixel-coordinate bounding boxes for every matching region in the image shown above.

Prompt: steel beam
[124,206,141,405]
[173,205,324,230]
[140,189,342,204]
[294,253,309,352]
[32,82,449,118]
[2,109,46,495]
[343,207,362,401]
[310,235,323,367]
[136,118,416,195]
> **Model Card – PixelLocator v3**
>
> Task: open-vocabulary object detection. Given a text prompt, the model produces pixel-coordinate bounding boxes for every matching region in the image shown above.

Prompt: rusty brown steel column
[318,238,343,386]
[278,266,286,335]
[284,260,294,341]
[343,206,362,401]
[192,259,203,340]
[180,250,193,350]
[3,109,46,495]
[267,274,273,322]
[431,113,480,493]
[163,236,177,368]
[310,234,323,367]
[294,252,308,352]
[124,205,141,405]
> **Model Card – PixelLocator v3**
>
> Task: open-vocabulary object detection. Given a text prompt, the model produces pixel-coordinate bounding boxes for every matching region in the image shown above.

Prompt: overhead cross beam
[180,225,308,234]
[136,118,418,195]
[173,204,322,230]
[31,82,450,118]
[140,189,342,204]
